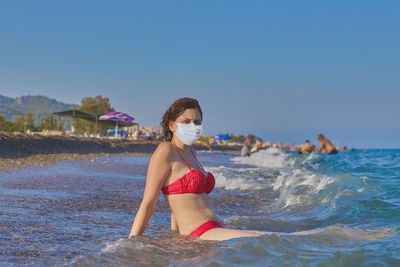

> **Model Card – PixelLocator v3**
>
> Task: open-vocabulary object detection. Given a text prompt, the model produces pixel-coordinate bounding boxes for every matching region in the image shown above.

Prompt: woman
[129,97,269,241]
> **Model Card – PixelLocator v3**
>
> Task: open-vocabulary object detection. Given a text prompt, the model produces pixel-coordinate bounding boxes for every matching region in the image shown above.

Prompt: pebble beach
[0,132,240,170]
[0,133,155,170]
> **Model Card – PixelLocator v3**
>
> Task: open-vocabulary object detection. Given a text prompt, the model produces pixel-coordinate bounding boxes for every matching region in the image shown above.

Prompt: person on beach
[250,137,262,154]
[310,144,316,152]
[255,137,262,150]
[208,136,215,146]
[300,140,311,154]
[317,134,338,154]
[290,143,297,151]
[241,137,252,156]
[129,97,270,241]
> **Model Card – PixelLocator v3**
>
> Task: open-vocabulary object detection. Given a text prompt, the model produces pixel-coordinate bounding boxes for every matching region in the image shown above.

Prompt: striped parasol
[99,112,134,138]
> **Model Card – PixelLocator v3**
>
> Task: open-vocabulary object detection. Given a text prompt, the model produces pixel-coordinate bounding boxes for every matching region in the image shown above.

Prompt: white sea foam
[300,152,319,165]
[101,238,153,254]
[215,148,372,214]
[101,239,130,253]
[271,168,376,211]
[207,165,275,191]
[231,148,296,168]
[196,150,216,153]
[272,168,334,208]
[214,173,265,191]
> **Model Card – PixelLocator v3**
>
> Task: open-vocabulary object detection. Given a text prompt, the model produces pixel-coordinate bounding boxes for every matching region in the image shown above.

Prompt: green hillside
[0,95,79,125]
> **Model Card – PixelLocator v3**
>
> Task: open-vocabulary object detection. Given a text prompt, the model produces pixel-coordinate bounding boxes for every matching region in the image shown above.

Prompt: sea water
[0,148,399,266]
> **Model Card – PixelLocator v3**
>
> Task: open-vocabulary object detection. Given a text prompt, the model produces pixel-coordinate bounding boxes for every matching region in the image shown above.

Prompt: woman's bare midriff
[164,193,219,235]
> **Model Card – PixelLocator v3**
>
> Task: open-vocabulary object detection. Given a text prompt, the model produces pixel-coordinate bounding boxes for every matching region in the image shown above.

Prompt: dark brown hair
[161,97,203,141]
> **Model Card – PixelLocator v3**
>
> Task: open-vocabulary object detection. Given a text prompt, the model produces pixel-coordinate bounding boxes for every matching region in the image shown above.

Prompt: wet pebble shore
[0,132,240,171]
[0,132,158,171]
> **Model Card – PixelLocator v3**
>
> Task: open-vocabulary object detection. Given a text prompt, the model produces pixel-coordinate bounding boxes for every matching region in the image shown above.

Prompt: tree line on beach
[71,95,114,135]
[0,95,114,135]
[0,112,62,133]
[1,94,259,142]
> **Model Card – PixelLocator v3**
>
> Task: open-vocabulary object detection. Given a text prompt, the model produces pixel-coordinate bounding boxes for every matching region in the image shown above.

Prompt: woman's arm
[129,143,173,237]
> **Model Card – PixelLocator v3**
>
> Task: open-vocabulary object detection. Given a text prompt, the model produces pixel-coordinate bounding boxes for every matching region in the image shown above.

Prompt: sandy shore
[0,132,240,171]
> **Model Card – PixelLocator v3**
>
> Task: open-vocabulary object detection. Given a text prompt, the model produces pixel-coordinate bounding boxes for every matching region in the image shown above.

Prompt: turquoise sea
[0,148,399,266]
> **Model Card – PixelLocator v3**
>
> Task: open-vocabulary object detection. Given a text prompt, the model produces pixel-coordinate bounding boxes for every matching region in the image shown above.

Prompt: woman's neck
[171,136,189,151]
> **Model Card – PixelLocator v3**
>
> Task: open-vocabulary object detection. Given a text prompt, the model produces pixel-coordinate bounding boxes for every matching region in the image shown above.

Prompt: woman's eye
[180,119,201,125]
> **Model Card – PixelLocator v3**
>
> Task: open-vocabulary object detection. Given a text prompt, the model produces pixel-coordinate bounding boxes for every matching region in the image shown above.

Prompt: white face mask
[175,123,202,145]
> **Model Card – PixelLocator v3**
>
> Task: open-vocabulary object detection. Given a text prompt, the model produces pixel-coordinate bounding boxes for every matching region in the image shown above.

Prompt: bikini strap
[174,147,191,170]
[190,148,205,171]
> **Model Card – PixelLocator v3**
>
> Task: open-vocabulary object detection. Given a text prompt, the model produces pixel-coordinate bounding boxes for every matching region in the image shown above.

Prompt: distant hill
[0,95,79,125]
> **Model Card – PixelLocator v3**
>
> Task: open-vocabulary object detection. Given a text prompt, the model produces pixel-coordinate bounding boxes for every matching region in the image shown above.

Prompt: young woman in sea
[129,97,269,241]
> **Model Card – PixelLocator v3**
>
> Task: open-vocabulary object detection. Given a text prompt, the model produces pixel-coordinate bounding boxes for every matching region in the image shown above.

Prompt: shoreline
[0,132,240,171]
[0,152,154,172]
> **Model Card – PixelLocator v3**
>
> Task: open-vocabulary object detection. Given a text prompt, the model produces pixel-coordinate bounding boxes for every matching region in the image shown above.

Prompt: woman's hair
[161,97,203,141]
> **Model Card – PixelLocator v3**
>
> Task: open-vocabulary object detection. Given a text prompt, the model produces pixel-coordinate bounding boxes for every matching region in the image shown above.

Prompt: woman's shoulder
[153,142,176,159]
[157,141,175,151]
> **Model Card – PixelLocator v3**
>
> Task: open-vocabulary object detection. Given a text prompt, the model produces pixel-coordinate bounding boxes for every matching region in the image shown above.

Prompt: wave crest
[231,148,296,168]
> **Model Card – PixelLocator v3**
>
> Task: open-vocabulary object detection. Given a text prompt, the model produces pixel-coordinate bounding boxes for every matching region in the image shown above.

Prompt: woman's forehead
[178,109,201,119]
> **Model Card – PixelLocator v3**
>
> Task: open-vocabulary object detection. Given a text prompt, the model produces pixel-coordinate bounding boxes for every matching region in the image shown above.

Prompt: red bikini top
[161,148,215,195]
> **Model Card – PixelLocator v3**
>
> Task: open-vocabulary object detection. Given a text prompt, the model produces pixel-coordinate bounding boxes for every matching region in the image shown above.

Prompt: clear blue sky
[0,1,399,148]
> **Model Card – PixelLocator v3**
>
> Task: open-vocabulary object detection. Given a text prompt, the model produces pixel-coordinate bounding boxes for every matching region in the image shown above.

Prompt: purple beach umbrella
[99,111,134,138]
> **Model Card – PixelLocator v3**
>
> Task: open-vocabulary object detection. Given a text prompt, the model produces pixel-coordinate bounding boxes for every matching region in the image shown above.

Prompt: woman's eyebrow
[181,116,201,121]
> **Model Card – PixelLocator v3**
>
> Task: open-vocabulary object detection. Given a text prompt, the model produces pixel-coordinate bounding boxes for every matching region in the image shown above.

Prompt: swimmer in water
[317,134,338,154]
[129,98,277,241]
[300,140,311,154]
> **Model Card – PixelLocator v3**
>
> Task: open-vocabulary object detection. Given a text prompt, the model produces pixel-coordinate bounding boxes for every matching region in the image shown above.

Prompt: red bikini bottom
[189,220,227,238]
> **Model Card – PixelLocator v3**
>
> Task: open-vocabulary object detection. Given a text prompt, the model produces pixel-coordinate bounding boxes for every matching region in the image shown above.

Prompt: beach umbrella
[215,134,232,144]
[215,134,232,141]
[99,111,134,138]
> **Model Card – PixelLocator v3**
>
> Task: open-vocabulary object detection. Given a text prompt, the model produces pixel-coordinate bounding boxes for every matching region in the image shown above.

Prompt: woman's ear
[169,121,176,133]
